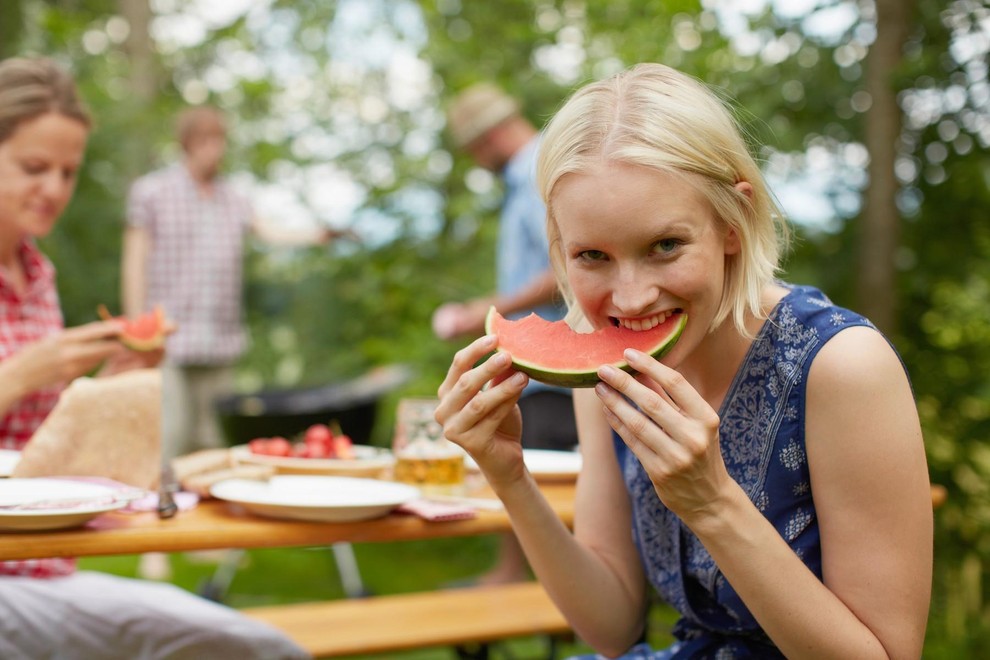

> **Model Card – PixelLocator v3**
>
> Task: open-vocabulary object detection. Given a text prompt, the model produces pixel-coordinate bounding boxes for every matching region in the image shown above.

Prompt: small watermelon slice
[485,307,687,388]
[97,304,167,352]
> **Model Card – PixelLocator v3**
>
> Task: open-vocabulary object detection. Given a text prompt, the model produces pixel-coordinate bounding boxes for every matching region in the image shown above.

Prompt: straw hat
[447,82,521,148]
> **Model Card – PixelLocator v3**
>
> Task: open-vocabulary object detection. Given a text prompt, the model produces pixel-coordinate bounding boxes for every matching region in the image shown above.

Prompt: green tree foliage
[5,0,990,653]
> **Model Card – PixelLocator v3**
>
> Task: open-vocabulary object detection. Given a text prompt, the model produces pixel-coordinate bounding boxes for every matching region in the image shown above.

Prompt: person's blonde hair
[0,57,90,144]
[537,63,789,334]
[175,105,226,152]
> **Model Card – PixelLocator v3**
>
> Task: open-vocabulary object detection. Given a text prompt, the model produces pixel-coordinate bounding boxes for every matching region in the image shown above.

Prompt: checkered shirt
[0,240,64,450]
[127,164,252,365]
[0,239,76,577]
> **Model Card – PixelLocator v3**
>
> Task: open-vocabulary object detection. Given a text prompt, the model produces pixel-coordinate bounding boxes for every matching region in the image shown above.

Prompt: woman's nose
[40,171,71,199]
[610,265,660,315]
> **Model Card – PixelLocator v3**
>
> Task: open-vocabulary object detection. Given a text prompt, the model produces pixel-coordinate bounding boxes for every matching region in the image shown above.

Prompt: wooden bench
[242,581,572,658]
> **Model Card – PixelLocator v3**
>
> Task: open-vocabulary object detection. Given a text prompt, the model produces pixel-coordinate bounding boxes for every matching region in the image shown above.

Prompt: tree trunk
[118,0,157,180]
[858,0,915,333]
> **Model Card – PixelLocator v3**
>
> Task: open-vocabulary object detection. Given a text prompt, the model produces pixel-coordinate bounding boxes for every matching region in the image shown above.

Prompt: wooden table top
[0,481,576,561]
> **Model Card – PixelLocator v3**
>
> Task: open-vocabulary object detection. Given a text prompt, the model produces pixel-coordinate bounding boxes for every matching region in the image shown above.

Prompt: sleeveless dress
[571,284,882,659]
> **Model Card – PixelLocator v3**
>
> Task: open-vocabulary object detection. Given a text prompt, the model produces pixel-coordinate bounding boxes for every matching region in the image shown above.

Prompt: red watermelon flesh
[485,307,687,388]
[97,304,167,352]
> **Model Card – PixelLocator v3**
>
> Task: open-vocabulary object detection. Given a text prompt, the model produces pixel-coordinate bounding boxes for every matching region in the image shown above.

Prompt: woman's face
[0,112,88,240]
[551,162,740,364]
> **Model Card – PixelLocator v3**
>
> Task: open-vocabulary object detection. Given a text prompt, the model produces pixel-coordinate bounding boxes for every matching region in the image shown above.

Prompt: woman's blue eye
[654,239,680,254]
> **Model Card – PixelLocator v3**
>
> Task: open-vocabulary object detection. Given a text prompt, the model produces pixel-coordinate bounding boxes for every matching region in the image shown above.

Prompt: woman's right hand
[7,321,125,395]
[435,334,529,489]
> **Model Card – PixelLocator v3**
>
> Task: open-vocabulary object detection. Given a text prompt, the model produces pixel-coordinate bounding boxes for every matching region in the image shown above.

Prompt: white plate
[0,478,133,531]
[0,450,21,477]
[465,449,582,482]
[210,475,420,523]
[230,444,395,477]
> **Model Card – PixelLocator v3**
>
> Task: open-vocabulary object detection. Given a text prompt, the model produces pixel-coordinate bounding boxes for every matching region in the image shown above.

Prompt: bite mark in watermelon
[97,304,167,352]
[484,307,687,388]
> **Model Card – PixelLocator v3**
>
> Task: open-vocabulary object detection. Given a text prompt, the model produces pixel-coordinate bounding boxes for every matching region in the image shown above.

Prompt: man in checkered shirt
[122,106,348,461]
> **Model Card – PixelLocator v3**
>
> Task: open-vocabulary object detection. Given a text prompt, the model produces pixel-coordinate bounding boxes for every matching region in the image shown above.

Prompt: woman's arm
[0,322,124,418]
[596,330,932,659]
[560,388,650,651]
[436,337,649,656]
[804,327,932,656]
[705,327,931,658]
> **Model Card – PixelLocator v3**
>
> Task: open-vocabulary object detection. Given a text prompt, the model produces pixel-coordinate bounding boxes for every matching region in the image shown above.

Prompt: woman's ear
[723,181,752,256]
[734,180,753,199]
[723,226,742,255]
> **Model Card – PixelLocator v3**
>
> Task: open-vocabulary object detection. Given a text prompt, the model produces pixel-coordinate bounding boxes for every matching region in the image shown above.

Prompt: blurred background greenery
[5,0,990,656]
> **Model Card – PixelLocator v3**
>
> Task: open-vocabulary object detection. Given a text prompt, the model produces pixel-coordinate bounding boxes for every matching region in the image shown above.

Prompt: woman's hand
[7,321,125,396]
[435,334,529,489]
[594,348,734,524]
[99,319,176,376]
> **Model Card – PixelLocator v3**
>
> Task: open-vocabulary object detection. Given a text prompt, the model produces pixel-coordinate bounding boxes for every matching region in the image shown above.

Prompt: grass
[79,535,679,659]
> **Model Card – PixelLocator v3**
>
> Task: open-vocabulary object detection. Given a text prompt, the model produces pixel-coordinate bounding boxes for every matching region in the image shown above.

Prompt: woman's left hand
[595,348,733,523]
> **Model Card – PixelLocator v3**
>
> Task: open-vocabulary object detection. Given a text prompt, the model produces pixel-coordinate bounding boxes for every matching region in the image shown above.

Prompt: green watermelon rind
[485,308,687,389]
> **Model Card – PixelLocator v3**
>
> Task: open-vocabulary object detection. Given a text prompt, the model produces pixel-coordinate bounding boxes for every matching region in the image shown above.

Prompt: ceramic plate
[465,449,582,482]
[0,478,133,531]
[230,444,395,477]
[210,475,420,523]
[0,450,21,478]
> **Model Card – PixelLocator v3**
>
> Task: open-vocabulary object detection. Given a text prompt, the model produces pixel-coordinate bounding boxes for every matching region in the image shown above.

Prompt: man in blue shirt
[433,82,577,585]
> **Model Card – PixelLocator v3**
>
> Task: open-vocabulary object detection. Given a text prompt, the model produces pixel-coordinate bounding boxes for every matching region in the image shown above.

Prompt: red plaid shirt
[127,164,252,365]
[0,240,64,450]
[0,239,75,577]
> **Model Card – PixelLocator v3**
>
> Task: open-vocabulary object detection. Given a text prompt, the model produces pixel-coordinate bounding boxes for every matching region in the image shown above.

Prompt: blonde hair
[176,105,226,152]
[537,63,789,334]
[0,57,90,144]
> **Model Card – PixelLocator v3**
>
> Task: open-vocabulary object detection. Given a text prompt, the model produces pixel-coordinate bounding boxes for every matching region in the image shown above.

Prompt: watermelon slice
[97,304,167,352]
[485,307,687,388]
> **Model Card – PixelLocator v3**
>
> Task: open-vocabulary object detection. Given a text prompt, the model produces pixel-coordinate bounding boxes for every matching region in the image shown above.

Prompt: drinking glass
[392,398,465,495]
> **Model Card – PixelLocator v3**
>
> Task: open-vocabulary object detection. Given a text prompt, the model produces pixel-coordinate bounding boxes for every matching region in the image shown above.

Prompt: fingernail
[595,382,610,397]
[494,352,510,366]
[482,334,497,348]
[510,372,527,385]
[624,348,643,362]
[598,364,617,379]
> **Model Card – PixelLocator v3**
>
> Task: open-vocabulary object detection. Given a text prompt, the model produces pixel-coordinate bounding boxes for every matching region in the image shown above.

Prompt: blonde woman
[436,63,932,658]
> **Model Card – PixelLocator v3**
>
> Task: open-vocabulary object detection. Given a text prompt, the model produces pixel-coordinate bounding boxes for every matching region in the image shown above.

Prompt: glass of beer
[392,398,465,495]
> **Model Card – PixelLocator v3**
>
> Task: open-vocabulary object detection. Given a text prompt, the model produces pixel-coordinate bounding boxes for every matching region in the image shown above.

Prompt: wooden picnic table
[0,480,576,561]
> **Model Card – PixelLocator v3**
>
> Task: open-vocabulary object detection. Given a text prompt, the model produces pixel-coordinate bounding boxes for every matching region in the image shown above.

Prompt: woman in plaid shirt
[0,57,308,659]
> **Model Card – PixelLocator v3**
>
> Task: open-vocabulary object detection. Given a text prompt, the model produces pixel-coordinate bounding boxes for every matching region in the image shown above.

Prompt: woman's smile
[610,308,682,331]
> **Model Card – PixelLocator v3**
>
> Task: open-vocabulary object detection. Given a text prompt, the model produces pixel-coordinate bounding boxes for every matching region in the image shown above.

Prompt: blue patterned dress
[572,284,881,659]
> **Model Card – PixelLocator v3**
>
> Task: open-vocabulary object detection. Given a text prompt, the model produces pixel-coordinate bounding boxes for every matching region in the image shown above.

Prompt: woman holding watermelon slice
[436,63,932,659]
[0,57,308,659]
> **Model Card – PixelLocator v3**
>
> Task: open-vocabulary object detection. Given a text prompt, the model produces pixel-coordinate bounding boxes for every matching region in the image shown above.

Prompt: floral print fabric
[609,284,878,658]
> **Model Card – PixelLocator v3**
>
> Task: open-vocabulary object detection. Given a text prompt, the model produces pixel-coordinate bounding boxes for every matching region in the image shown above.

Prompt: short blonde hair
[0,57,90,144]
[537,63,789,334]
[176,105,226,152]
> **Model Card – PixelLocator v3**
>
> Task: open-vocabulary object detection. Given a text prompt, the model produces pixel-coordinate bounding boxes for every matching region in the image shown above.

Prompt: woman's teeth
[614,309,676,331]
